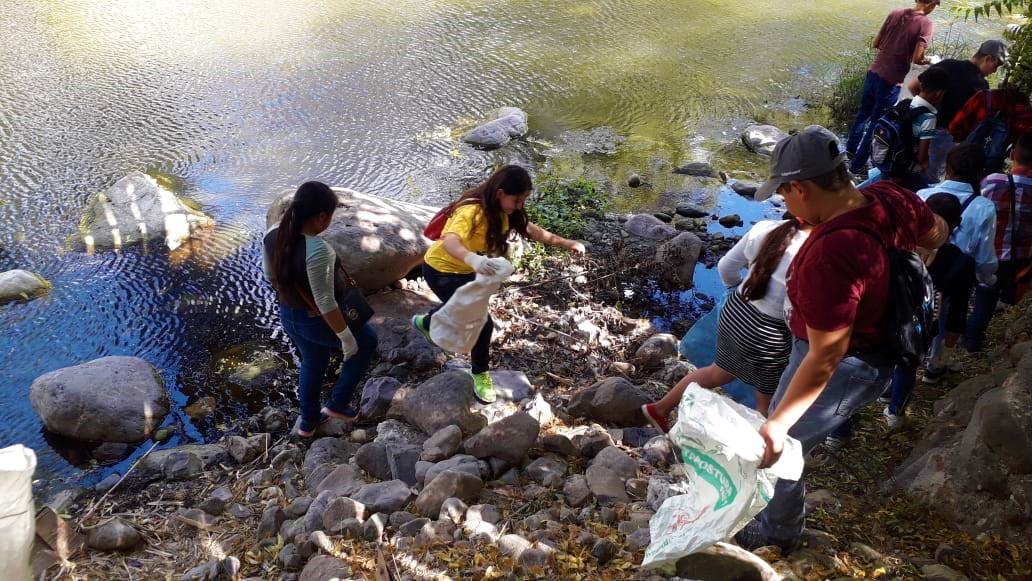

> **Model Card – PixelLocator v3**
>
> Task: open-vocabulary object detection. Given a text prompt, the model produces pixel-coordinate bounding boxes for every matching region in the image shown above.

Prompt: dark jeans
[963,258,1032,351]
[928,244,976,336]
[279,304,378,425]
[422,263,493,374]
[846,70,900,173]
[761,339,894,547]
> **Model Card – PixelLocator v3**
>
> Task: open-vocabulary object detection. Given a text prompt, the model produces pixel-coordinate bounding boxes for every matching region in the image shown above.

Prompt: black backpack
[963,91,1011,175]
[871,99,931,176]
[806,200,937,368]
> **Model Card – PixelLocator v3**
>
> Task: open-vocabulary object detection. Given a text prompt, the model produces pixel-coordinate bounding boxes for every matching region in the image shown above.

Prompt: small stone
[350,429,372,444]
[499,534,532,559]
[922,563,970,581]
[309,530,335,554]
[673,161,714,177]
[541,434,579,457]
[227,503,252,519]
[675,202,708,218]
[362,512,388,541]
[718,214,743,228]
[462,412,539,463]
[935,542,956,564]
[184,396,217,420]
[351,480,413,514]
[585,464,630,505]
[271,448,302,470]
[93,443,133,463]
[398,517,430,537]
[440,497,468,524]
[216,556,240,579]
[197,486,234,516]
[415,471,483,517]
[590,446,637,480]
[572,430,615,458]
[299,555,349,581]
[259,406,289,433]
[627,528,651,551]
[599,507,618,524]
[628,174,642,187]
[575,530,597,547]
[322,497,367,532]
[563,475,592,508]
[152,426,177,444]
[517,547,552,571]
[279,543,303,570]
[163,451,202,481]
[497,467,520,485]
[390,511,417,527]
[466,504,501,526]
[416,520,456,547]
[590,537,617,564]
[86,518,142,552]
[284,496,314,519]
[257,506,286,540]
[313,464,365,498]
[524,456,567,487]
[420,425,463,462]
[626,478,649,498]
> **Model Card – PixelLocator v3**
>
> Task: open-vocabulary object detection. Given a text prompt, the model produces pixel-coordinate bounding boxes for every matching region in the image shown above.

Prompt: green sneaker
[470,370,496,404]
[411,315,436,347]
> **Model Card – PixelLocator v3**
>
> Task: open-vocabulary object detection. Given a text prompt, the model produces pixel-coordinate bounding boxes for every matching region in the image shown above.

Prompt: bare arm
[527,222,585,253]
[441,232,473,262]
[758,324,853,468]
[906,77,921,97]
[912,42,928,65]
[916,139,931,168]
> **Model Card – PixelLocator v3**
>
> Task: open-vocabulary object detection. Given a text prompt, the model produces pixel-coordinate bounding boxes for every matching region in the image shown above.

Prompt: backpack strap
[959,190,980,214]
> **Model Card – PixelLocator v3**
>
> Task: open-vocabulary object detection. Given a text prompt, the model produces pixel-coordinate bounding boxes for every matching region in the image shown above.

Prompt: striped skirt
[714,290,792,395]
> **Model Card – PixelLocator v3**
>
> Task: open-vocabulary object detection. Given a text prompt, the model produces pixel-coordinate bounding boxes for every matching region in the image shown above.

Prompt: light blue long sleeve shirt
[915,180,999,284]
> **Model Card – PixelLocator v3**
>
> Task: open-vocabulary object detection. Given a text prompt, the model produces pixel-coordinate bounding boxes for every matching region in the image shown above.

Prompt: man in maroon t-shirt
[735,126,948,552]
[845,1,938,174]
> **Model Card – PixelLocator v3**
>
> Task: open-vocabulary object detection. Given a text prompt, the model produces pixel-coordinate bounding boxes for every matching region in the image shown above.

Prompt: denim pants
[279,304,378,425]
[759,339,893,547]
[846,70,900,172]
[963,258,1032,351]
[422,263,493,373]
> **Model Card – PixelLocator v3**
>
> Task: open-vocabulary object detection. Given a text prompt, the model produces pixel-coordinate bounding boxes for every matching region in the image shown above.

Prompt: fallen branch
[80,440,160,526]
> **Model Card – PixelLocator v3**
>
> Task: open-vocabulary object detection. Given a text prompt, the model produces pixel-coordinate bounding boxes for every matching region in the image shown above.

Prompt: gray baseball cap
[978,39,1009,66]
[755,125,847,201]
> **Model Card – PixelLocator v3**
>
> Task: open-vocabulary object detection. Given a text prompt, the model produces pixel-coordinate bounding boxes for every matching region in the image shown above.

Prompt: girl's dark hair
[925,192,963,232]
[444,165,532,256]
[271,181,338,291]
[741,218,803,302]
[945,143,986,199]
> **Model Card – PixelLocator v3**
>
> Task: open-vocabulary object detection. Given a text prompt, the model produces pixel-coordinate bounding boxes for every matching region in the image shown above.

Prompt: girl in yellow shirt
[414,165,585,402]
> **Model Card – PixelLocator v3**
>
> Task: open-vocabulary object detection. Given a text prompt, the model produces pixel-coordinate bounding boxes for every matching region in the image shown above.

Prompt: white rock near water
[741,124,788,156]
[461,107,528,150]
[30,356,170,443]
[0,269,50,304]
[74,172,214,251]
[268,187,438,290]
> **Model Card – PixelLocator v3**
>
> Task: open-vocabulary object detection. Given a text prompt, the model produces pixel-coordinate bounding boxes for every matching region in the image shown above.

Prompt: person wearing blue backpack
[734,126,948,553]
[869,66,950,190]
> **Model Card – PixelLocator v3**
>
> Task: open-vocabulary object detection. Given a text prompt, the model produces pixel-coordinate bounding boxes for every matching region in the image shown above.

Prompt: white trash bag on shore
[642,384,804,572]
[429,257,514,354]
[0,445,37,581]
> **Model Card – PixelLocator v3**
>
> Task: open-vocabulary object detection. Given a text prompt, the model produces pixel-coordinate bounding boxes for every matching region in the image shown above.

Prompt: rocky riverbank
[36,200,1032,579]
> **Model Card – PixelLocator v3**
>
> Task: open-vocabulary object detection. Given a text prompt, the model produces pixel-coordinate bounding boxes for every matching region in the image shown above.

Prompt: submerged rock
[0,269,50,304]
[741,124,788,156]
[74,172,214,251]
[30,356,170,443]
[462,107,528,149]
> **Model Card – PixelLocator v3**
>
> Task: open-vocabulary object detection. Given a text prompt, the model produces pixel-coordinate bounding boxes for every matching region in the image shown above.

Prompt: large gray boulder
[655,232,702,287]
[74,172,214,251]
[741,124,788,156]
[267,187,437,290]
[30,356,170,443]
[0,270,50,304]
[462,107,528,150]
[402,371,487,436]
[623,214,678,241]
[568,377,651,428]
[891,348,1032,543]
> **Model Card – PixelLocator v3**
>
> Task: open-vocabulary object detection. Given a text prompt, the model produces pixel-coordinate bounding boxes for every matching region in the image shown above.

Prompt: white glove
[463,253,498,275]
[336,328,357,359]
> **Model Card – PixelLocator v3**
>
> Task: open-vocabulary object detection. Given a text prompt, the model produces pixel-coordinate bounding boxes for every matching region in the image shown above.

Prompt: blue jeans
[759,339,893,548]
[962,283,1000,352]
[846,70,900,172]
[279,304,378,426]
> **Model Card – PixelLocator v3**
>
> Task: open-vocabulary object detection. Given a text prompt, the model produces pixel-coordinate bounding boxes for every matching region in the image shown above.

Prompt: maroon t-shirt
[786,181,936,351]
[870,9,935,85]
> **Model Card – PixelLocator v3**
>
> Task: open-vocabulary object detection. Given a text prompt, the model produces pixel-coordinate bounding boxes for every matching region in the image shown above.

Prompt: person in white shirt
[642,216,811,432]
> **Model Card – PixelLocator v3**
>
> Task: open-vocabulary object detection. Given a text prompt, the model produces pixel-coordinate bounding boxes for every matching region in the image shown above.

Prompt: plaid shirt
[981,168,1032,261]
[949,89,1032,143]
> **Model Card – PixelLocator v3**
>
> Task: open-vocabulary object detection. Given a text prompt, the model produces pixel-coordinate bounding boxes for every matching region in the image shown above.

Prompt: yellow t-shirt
[424,203,509,274]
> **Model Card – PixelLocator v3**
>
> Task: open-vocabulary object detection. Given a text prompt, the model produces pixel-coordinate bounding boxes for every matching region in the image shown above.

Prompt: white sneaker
[883,406,904,430]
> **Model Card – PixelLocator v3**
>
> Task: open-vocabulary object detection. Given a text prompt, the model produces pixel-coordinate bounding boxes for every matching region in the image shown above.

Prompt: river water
[0,0,981,488]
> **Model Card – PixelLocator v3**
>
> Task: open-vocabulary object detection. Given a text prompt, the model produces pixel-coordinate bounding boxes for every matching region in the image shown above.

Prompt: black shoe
[733,519,800,554]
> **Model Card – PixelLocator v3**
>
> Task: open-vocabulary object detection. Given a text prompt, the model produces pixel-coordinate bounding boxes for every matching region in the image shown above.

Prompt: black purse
[294,263,374,332]
[333,265,374,331]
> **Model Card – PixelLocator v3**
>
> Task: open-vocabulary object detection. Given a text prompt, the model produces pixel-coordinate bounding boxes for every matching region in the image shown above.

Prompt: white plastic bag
[642,384,803,572]
[429,257,515,354]
[0,445,37,581]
